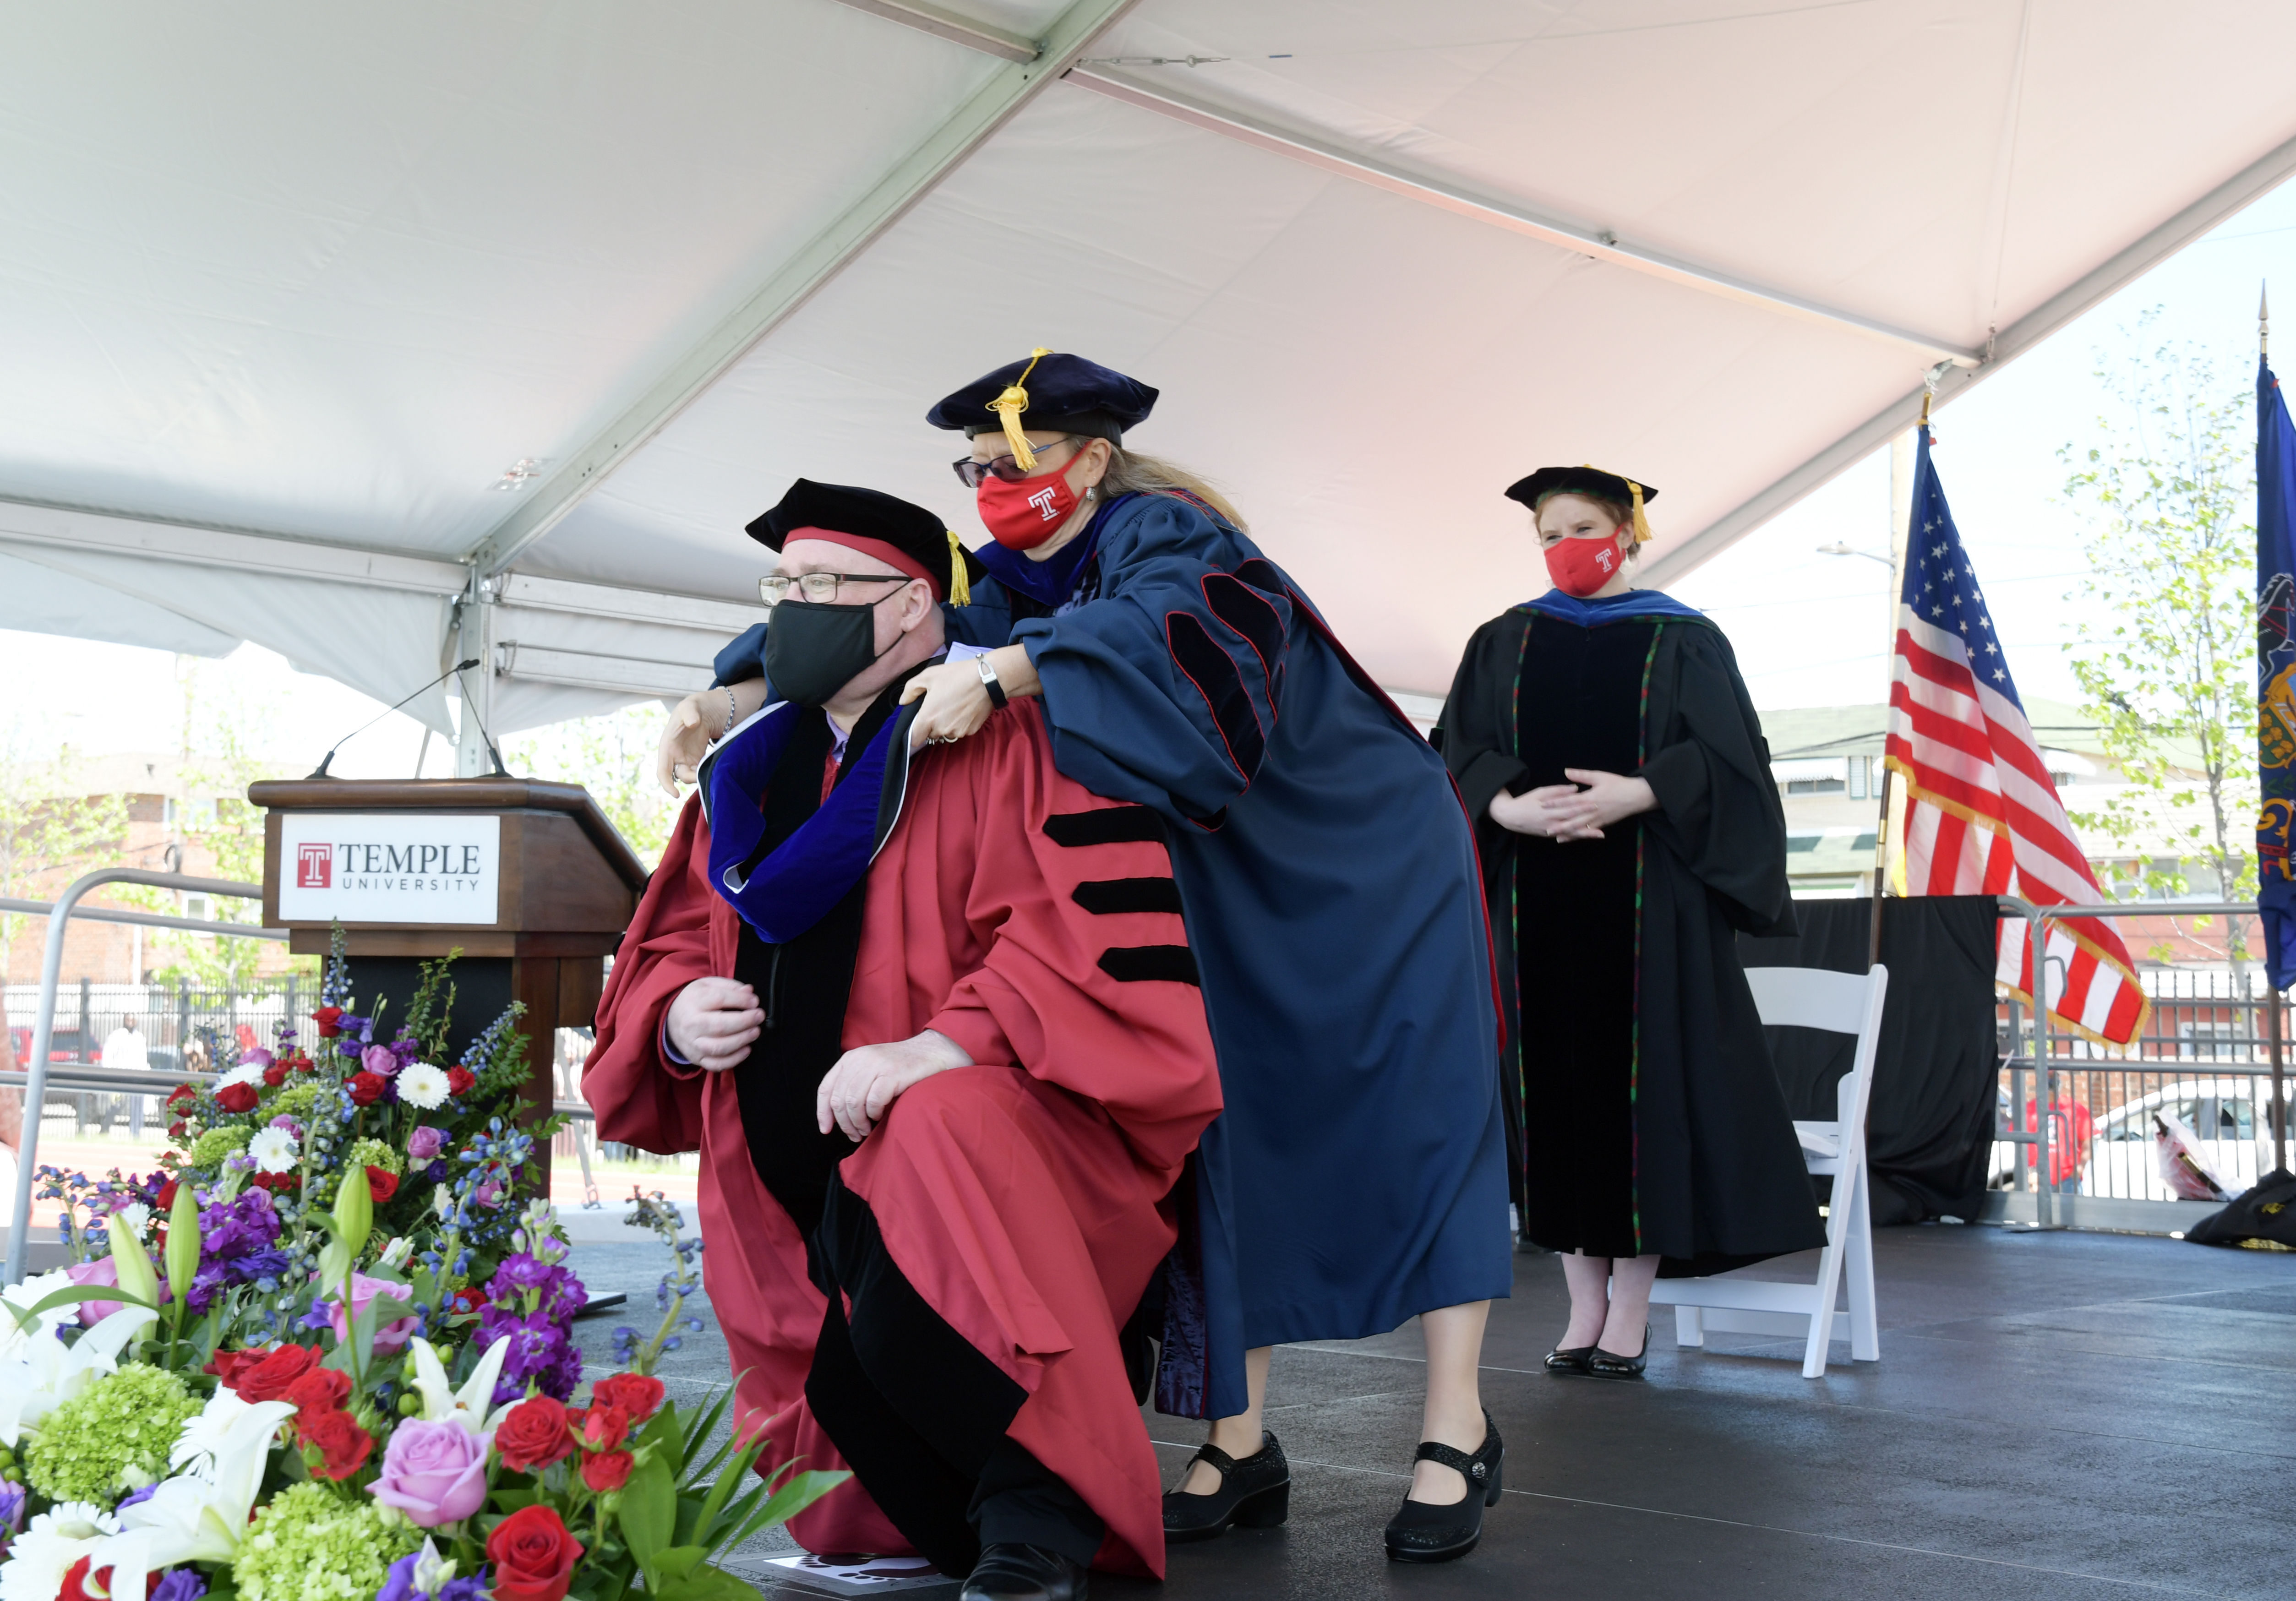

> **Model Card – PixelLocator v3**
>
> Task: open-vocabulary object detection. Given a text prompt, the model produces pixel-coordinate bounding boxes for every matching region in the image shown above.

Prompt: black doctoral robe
[1436,597,1826,1272]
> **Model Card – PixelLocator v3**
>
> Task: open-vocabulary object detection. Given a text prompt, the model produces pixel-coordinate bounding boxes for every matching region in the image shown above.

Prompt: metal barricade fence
[1991,902,2289,1210]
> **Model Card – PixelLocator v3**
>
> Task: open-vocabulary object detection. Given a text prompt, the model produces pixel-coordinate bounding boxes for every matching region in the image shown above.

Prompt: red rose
[237,1342,322,1404]
[252,1171,303,1193]
[588,1373,666,1423]
[283,1367,354,1425]
[165,1084,200,1112]
[301,1406,373,1480]
[215,1081,259,1115]
[313,1007,344,1038]
[57,1558,153,1601]
[580,1449,634,1492]
[493,1395,576,1473]
[166,1120,187,1142]
[288,1052,315,1074]
[365,1165,399,1202]
[487,1504,585,1601]
[154,1179,178,1212]
[572,1402,629,1454]
[446,1065,476,1098]
[451,1285,487,1316]
[204,1345,269,1390]
[262,1061,289,1088]
[348,1071,387,1106]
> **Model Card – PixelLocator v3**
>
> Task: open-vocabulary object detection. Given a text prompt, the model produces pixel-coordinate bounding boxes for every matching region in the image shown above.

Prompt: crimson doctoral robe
[585,697,1220,1577]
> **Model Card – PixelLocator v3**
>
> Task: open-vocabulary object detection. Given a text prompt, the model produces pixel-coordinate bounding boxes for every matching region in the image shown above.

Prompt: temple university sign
[276,813,501,924]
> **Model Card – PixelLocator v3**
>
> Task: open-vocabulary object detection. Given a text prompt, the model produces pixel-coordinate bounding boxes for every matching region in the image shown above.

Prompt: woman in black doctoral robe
[1435,466,1823,1379]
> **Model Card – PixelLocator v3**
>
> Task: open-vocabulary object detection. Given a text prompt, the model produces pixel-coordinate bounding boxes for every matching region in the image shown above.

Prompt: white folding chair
[1650,963,1888,1378]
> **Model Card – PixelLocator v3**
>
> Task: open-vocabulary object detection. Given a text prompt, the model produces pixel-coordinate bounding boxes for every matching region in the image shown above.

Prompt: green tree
[0,726,129,981]
[506,703,674,868]
[2061,322,2256,960]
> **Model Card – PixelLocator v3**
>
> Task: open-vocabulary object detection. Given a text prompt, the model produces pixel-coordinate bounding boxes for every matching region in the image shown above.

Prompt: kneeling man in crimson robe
[585,479,1222,1601]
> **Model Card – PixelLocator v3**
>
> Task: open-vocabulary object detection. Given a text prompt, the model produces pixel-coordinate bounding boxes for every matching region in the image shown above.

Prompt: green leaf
[692,1444,765,1545]
[657,1567,762,1601]
[489,1485,540,1513]
[651,1545,707,1582]
[620,1449,678,1572]
[724,1469,847,1549]
[1,1285,156,1332]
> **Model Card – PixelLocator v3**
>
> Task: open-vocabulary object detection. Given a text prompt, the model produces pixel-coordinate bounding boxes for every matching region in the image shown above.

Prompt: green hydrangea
[345,1137,402,1176]
[269,1081,321,1120]
[234,1481,419,1601]
[25,1363,200,1503]
[188,1125,251,1166]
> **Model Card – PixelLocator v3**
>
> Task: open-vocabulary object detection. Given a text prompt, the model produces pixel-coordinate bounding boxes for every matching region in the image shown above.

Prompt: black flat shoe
[1163,1431,1289,1542]
[959,1543,1088,1601]
[1586,1324,1649,1381]
[1383,1408,1503,1563]
[1543,1344,1595,1375]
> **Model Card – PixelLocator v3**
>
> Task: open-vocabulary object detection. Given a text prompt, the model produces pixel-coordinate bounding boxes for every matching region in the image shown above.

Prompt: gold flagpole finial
[2263,282,2271,359]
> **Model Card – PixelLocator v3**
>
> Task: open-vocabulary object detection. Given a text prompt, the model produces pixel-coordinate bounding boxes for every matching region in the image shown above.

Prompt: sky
[5,178,2296,782]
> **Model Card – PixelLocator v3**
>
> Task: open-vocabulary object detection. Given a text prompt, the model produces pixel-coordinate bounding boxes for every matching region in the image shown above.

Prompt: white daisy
[216,1063,267,1091]
[112,1203,151,1238]
[246,1127,299,1174]
[396,1061,450,1111]
[0,1503,119,1601]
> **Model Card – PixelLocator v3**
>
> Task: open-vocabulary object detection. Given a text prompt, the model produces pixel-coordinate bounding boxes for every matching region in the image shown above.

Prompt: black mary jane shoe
[1586,1324,1649,1381]
[1543,1344,1595,1375]
[1163,1431,1290,1543]
[1383,1408,1504,1563]
[959,1543,1089,1601]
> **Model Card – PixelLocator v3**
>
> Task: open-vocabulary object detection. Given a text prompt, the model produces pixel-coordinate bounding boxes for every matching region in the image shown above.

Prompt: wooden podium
[249,778,649,1172]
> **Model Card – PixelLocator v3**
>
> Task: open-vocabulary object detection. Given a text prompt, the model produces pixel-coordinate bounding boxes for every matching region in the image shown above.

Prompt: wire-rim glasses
[758,571,915,607]
[950,435,1079,489]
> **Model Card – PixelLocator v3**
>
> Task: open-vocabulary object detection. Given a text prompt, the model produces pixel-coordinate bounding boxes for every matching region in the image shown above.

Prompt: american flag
[1884,425,2148,1045]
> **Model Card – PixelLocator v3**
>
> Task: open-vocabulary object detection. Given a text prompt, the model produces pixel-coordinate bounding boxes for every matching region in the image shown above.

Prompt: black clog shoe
[1383,1409,1504,1563]
[1163,1431,1290,1543]
[959,1543,1088,1601]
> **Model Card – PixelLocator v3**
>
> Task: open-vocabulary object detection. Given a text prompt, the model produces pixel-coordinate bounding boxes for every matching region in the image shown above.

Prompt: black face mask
[763,599,890,709]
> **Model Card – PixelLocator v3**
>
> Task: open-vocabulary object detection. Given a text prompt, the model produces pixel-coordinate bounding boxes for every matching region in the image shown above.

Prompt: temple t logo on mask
[1028,485,1061,520]
[1543,529,1628,598]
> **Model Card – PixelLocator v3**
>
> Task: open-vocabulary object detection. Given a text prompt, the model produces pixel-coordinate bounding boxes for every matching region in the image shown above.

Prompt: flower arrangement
[0,935,837,1600]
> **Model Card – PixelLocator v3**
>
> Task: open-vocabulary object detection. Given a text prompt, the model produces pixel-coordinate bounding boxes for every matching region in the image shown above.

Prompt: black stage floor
[564,1224,2296,1601]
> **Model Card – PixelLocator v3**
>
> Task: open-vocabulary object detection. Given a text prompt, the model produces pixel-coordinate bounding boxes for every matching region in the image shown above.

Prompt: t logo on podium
[296,842,333,889]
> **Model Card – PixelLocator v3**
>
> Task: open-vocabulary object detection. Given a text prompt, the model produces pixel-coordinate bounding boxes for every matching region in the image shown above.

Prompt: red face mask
[1543,529,1628,597]
[976,458,1083,549]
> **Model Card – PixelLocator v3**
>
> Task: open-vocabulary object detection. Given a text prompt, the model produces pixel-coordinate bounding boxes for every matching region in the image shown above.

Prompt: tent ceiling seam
[1062,65,1983,365]
[823,0,1040,62]
[0,499,468,596]
[1641,124,2296,588]
[461,0,1141,582]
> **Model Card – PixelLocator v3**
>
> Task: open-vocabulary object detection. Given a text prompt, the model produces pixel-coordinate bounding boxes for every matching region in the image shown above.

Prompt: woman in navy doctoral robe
[679,352,1512,1563]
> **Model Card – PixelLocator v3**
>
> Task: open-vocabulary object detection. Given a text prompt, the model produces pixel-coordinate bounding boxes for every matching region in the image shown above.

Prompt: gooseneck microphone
[308,659,482,779]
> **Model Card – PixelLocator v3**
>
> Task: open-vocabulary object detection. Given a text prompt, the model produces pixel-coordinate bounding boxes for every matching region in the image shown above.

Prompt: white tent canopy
[5,0,2294,763]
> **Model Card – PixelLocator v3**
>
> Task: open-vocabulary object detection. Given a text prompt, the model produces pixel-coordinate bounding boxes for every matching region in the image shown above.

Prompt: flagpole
[1868,393,1928,968]
[2266,281,2288,1174]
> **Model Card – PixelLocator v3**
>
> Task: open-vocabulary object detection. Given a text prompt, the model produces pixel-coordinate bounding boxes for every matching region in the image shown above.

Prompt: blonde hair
[1097,446,1249,532]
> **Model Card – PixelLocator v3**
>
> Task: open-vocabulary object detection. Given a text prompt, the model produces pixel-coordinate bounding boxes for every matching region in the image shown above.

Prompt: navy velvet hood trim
[1522,588,1706,625]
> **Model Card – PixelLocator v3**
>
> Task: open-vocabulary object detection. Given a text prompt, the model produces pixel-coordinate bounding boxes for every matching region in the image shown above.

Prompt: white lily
[405,1334,513,1434]
[0,1503,118,1601]
[0,1305,158,1447]
[0,1269,90,1359]
[96,1397,295,1594]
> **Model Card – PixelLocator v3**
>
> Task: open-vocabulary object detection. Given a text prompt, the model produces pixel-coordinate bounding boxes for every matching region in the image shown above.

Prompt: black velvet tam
[1503,466,1660,512]
[745,478,985,591]
[926,351,1159,442]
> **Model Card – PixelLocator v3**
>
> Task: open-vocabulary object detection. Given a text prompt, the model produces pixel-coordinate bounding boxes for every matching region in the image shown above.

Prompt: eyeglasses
[950,435,1079,489]
[758,571,915,607]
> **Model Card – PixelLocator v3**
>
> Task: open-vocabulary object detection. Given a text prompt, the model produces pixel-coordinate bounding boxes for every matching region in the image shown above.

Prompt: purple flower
[368,1418,490,1526]
[241,1048,274,1070]
[474,1308,582,1403]
[119,1483,159,1510]
[267,1115,304,1138]
[488,1256,587,1323]
[436,1574,490,1601]
[150,1572,206,1601]
[0,1479,26,1536]
[425,1160,451,1184]
[406,1126,447,1162]
[362,1044,399,1077]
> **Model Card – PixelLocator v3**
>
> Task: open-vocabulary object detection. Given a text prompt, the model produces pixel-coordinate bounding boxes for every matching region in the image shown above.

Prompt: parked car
[2082,1078,2287,1202]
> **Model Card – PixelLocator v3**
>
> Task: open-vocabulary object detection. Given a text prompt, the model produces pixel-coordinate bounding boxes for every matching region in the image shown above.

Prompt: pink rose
[241,1047,274,1070]
[64,1257,122,1325]
[361,1044,399,1077]
[367,1417,491,1526]
[406,1125,447,1162]
[328,1272,419,1355]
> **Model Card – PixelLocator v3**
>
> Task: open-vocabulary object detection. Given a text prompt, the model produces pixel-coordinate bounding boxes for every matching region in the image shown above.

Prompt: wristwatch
[975,653,1009,711]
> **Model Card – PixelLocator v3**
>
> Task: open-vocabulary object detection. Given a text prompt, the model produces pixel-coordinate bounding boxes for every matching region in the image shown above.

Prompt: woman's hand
[816,1029,972,1141]
[1543,768,1659,838]
[1488,784,1606,841]
[901,645,1040,749]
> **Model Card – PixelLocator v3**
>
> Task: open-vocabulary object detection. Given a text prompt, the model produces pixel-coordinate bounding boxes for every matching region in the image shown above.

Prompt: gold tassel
[1625,479,1652,545]
[987,347,1053,470]
[945,529,971,606]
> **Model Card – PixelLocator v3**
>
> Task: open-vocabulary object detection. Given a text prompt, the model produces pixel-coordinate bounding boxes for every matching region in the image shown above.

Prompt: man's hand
[816,1029,973,1142]
[1488,784,1607,842]
[665,977,764,1073]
